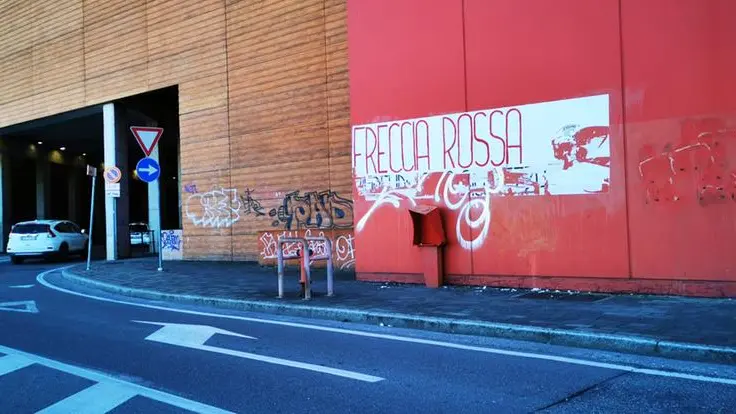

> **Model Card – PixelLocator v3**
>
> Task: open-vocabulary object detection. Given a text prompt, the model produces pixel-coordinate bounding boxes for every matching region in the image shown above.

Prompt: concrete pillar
[35,152,50,219]
[148,144,161,254]
[103,103,131,261]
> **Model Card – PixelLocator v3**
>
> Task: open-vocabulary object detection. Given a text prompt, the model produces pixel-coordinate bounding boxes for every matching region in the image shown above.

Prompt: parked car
[129,222,152,247]
[7,220,89,264]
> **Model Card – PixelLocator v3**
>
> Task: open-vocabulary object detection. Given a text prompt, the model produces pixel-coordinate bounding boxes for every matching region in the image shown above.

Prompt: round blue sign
[136,157,161,183]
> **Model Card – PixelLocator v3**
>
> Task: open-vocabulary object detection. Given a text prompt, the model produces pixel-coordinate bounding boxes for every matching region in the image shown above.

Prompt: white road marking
[9,284,35,289]
[0,300,39,313]
[0,353,34,376]
[37,382,138,414]
[135,320,384,383]
[0,344,234,414]
[37,267,736,386]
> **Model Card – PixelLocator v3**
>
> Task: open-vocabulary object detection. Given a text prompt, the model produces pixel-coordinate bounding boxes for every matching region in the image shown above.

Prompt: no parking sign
[104,166,122,198]
[103,166,122,184]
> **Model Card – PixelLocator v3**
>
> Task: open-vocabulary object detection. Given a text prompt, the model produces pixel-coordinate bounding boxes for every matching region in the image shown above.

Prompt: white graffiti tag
[356,168,503,250]
[335,234,356,270]
[356,173,431,232]
[185,188,242,228]
[433,169,504,250]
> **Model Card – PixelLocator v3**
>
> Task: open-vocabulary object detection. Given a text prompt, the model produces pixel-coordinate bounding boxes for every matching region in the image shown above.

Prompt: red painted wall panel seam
[459,0,474,275]
[617,0,634,279]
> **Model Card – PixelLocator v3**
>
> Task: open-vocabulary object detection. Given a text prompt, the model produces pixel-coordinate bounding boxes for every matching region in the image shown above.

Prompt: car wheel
[80,242,89,259]
[10,256,23,265]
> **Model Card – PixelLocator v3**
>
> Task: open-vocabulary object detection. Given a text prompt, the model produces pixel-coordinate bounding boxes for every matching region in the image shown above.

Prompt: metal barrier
[305,236,334,297]
[276,236,334,299]
[276,237,310,299]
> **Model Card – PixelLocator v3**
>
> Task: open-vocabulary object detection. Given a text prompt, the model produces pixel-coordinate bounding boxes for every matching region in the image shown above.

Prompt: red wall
[347,0,736,296]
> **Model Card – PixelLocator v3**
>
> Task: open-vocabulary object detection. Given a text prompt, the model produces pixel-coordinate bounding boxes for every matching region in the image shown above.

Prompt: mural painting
[352,94,611,250]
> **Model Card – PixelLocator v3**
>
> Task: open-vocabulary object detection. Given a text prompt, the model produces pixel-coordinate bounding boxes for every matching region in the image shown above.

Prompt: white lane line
[38,267,736,387]
[0,353,34,376]
[201,343,382,383]
[9,284,35,289]
[0,344,234,414]
[36,382,138,414]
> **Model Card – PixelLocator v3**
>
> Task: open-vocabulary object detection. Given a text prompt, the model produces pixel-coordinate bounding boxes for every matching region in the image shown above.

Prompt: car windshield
[12,224,51,234]
[130,224,148,233]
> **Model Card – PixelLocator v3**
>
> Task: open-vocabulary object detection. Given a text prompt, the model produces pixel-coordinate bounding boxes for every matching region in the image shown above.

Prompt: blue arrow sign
[136,157,161,183]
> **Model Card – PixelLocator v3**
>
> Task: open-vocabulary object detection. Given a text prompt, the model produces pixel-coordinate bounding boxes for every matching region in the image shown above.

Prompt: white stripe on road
[0,354,34,376]
[37,382,138,414]
[200,343,382,383]
[38,267,736,387]
[0,344,234,414]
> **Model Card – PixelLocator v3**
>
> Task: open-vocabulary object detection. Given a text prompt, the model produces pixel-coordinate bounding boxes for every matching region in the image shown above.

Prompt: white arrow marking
[139,165,158,175]
[0,300,38,313]
[134,321,384,383]
[0,344,233,414]
[9,284,34,289]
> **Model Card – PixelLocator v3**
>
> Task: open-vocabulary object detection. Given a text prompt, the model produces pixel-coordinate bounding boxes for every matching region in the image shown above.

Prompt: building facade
[1,0,734,297]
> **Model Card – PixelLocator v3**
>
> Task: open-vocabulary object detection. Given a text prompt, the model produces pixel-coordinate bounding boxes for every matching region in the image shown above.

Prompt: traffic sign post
[104,166,122,198]
[86,165,97,271]
[103,166,122,184]
[135,158,161,183]
[130,127,163,157]
[131,126,164,271]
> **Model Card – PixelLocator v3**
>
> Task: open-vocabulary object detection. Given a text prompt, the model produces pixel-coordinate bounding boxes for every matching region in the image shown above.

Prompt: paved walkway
[65,258,736,350]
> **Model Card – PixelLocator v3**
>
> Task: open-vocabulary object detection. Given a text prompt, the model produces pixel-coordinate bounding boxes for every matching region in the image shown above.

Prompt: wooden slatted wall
[0,0,352,264]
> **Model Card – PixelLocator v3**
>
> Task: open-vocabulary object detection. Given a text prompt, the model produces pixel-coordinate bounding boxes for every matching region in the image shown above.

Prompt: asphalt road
[1,260,735,413]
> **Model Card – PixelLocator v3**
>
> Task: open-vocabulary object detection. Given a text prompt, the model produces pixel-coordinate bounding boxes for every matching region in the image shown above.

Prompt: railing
[305,236,334,297]
[276,236,334,300]
[277,238,310,299]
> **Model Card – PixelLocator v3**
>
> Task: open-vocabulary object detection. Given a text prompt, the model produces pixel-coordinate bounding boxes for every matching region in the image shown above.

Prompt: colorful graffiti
[352,94,611,249]
[258,229,355,270]
[185,187,269,228]
[161,229,183,260]
[269,190,353,230]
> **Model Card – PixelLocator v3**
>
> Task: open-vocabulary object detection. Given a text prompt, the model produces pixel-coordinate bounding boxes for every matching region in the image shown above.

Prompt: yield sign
[130,126,163,157]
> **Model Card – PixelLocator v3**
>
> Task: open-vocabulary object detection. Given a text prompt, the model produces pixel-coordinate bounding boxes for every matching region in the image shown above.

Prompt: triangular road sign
[0,301,39,313]
[130,126,164,157]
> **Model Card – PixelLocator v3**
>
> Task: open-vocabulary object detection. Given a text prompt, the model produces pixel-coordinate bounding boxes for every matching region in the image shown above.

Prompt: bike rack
[276,236,334,299]
[305,236,334,297]
[276,237,310,299]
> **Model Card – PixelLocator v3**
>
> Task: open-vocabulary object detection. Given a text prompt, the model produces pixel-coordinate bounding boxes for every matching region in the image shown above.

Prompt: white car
[129,222,152,247]
[7,220,89,264]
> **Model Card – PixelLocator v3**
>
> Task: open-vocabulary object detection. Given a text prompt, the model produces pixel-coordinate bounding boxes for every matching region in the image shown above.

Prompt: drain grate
[515,291,610,302]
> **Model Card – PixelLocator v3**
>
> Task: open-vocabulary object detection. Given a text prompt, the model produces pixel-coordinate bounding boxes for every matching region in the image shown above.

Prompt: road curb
[59,269,736,365]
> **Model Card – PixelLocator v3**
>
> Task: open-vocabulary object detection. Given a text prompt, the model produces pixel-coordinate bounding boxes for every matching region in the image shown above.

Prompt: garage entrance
[0,86,180,261]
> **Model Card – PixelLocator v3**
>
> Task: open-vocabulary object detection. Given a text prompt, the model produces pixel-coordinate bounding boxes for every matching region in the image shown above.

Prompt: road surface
[1,261,735,413]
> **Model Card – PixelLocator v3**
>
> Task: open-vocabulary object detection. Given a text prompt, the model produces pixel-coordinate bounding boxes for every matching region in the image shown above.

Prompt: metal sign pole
[86,169,97,271]
[157,226,163,271]
[131,125,165,272]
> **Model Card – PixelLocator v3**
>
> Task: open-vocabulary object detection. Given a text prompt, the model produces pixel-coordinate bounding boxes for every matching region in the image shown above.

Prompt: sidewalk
[61,258,736,364]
